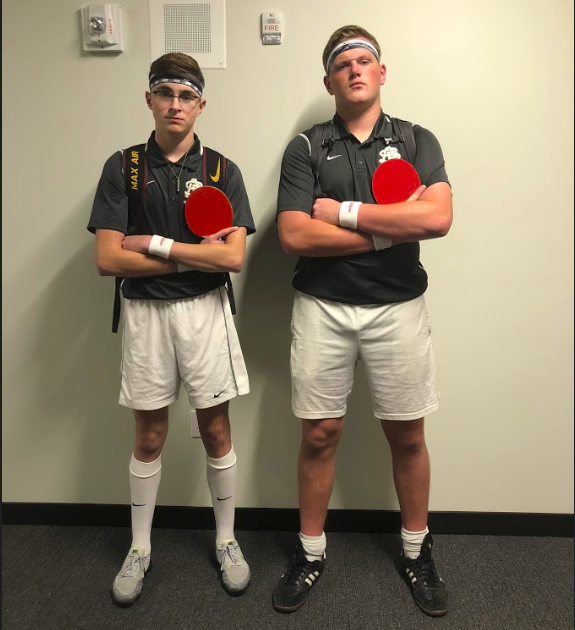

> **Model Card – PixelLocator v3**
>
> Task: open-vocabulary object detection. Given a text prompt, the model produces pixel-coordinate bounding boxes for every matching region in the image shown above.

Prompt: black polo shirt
[88,132,255,301]
[277,111,450,305]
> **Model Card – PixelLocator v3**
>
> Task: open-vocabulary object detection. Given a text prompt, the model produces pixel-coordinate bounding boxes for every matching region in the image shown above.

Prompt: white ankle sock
[401,526,429,559]
[206,446,237,545]
[129,454,162,555]
[299,532,327,562]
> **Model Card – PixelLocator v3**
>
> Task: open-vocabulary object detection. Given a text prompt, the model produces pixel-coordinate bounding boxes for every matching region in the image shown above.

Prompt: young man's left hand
[122,235,153,253]
[200,226,239,244]
[311,198,341,225]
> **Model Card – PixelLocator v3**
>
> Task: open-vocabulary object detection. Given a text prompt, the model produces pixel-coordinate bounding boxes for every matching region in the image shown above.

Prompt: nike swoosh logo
[210,159,221,183]
[214,391,224,398]
[132,503,146,507]
[326,155,342,160]
[217,496,232,501]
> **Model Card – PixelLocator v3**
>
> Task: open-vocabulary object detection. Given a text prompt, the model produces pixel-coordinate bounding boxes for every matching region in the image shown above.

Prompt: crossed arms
[95,226,246,277]
[278,182,452,257]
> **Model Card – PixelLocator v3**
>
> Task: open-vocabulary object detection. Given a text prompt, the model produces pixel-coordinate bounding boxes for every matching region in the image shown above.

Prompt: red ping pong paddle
[372,159,421,205]
[185,186,233,237]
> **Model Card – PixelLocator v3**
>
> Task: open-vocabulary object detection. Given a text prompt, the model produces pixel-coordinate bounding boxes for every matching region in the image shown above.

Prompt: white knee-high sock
[206,446,237,545]
[129,454,162,555]
[401,526,429,559]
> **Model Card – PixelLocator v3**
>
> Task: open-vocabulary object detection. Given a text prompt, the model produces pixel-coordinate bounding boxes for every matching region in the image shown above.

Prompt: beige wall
[2,0,573,513]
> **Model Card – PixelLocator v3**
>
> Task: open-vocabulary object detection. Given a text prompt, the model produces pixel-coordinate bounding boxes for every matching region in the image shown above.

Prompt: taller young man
[87,53,255,605]
[273,26,452,617]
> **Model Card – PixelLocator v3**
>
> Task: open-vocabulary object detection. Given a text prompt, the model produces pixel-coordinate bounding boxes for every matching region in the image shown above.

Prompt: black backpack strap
[112,144,147,333]
[390,118,416,165]
[308,120,334,198]
[112,277,123,333]
[201,147,236,315]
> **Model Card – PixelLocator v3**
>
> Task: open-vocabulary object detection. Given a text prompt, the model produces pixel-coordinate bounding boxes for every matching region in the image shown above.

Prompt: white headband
[325,38,380,74]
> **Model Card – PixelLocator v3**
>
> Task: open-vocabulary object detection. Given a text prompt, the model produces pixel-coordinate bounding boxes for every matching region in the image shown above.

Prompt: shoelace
[409,555,441,588]
[284,558,314,586]
[119,554,143,578]
[220,544,241,568]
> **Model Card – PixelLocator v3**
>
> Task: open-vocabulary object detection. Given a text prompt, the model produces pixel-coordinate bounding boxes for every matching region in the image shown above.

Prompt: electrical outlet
[191,410,201,438]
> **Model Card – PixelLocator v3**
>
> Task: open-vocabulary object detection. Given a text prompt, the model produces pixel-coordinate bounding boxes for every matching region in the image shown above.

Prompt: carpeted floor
[2,525,573,630]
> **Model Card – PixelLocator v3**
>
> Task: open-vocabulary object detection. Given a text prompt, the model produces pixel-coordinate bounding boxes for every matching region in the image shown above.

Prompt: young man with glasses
[88,53,255,606]
[273,25,452,617]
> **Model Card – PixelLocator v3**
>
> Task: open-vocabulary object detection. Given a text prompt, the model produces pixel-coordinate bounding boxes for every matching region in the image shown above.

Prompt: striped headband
[149,75,204,97]
[325,39,380,74]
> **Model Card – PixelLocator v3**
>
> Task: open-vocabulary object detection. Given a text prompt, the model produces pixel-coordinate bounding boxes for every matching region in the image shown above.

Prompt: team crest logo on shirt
[379,146,402,163]
[184,178,203,199]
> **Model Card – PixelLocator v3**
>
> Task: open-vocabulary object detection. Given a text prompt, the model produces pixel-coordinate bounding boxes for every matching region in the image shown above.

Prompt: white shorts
[290,291,440,421]
[119,287,249,410]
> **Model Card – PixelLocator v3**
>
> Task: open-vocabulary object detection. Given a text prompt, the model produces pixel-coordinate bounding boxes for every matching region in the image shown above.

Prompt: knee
[389,432,426,457]
[383,418,427,457]
[302,422,342,455]
[136,423,167,457]
[202,423,229,450]
[135,426,166,457]
[134,408,168,458]
[196,405,231,454]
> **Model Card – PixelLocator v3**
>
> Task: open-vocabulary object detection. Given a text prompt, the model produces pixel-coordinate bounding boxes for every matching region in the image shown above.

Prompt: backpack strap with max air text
[123,143,148,233]
[112,144,147,333]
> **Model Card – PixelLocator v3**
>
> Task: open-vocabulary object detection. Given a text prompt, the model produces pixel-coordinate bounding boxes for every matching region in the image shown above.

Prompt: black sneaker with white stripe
[400,533,448,617]
[272,543,326,612]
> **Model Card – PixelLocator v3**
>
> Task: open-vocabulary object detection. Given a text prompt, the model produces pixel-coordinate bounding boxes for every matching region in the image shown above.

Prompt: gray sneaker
[216,539,250,594]
[111,547,151,606]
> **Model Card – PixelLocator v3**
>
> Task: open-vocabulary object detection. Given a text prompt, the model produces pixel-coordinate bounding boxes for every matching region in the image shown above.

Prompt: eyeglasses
[151,90,200,107]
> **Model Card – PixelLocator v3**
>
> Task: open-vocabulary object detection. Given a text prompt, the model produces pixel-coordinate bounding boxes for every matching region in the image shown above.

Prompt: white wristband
[372,234,392,251]
[339,201,362,229]
[148,234,174,259]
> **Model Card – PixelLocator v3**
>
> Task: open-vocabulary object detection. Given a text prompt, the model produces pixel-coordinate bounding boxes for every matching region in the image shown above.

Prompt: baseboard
[2,503,573,537]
